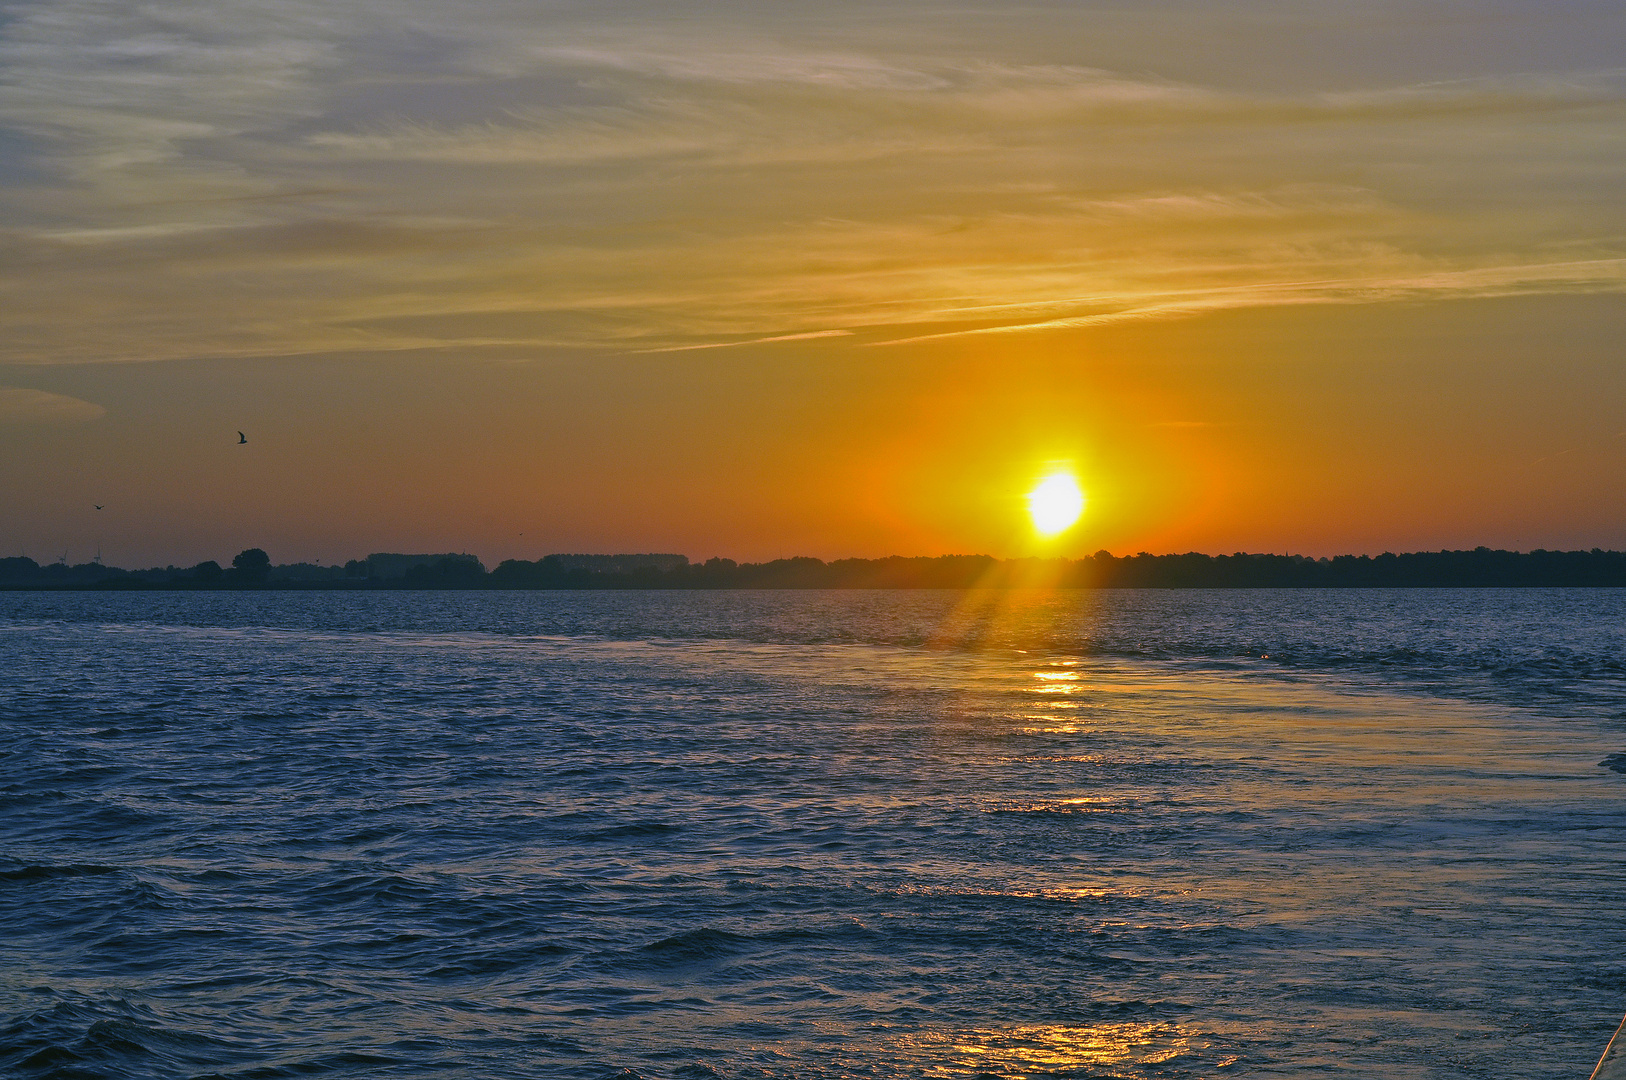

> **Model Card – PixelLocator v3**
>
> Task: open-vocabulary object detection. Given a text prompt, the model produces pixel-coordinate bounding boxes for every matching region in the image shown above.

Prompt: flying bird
[237,431,247,444]
[94,505,103,510]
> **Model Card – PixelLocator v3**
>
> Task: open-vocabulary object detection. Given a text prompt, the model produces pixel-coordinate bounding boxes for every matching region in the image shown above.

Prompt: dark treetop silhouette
[3,547,1626,590]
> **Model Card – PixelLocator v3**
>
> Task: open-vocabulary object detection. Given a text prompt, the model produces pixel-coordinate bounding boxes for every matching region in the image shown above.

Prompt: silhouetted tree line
[0,548,276,589]
[486,549,1626,588]
[5,546,1626,590]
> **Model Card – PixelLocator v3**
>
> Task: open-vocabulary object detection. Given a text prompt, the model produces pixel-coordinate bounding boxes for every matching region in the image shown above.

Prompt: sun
[1027,470,1085,536]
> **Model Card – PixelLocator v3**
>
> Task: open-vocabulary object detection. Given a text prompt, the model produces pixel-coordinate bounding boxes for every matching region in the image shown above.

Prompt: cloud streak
[0,387,106,423]
[2,1,1624,362]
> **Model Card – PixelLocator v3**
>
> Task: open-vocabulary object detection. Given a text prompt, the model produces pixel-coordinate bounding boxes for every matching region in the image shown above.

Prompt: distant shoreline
[5,548,1626,590]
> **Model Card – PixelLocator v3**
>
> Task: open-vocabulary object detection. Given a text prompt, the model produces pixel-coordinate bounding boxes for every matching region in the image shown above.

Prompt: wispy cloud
[0,387,106,423]
[634,329,854,353]
[867,257,1626,346]
[529,45,954,92]
[2,1,1624,363]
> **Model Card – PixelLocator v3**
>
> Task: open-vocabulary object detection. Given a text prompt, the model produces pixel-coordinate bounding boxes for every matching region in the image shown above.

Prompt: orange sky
[6,292,1622,567]
[2,2,1624,567]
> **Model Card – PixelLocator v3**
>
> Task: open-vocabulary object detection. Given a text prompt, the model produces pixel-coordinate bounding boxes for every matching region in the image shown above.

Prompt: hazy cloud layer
[3,0,1624,362]
[0,386,106,422]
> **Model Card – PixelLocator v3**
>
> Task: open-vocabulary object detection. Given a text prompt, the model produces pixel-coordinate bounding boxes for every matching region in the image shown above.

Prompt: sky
[2,0,1624,567]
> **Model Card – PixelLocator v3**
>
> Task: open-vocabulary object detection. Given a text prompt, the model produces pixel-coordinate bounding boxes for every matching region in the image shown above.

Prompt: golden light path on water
[556,591,1603,1078]
[907,1020,1241,1077]
[772,582,1615,1079]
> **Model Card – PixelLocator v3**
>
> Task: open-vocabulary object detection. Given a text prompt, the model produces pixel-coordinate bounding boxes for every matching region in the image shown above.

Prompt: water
[1,589,1623,1079]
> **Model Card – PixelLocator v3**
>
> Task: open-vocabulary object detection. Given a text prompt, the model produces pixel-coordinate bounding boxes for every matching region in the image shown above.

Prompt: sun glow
[1027,470,1085,536]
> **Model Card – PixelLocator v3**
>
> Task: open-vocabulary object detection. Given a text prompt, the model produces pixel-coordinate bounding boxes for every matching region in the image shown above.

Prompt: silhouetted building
[364,553,485,580]
[270,562,347,581]
[548,553,689,574]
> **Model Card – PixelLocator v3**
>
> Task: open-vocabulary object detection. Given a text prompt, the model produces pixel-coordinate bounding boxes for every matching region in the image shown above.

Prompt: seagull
[237,431,247,444]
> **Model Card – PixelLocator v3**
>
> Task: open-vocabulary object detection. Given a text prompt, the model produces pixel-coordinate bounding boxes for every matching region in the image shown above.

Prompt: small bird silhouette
[237,431,247,444]
[94,505,104,510]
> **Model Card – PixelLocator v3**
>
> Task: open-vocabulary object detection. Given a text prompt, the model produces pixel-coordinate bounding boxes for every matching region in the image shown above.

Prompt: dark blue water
[2,589,1624,1079]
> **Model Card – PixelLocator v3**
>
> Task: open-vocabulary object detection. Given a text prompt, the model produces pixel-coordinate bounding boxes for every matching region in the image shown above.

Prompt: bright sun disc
[1027,471,1085,535]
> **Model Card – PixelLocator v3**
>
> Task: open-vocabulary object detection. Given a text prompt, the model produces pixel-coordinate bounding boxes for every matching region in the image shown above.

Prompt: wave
[5,589,1623,719]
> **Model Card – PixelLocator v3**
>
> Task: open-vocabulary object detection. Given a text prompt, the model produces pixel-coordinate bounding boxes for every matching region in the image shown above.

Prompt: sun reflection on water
[1031,668,1083,694]
[905,1021,1240,1078]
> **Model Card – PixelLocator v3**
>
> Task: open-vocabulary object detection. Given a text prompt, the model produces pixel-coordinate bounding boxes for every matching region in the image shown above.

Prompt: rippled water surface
[2,589,1624,1079]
